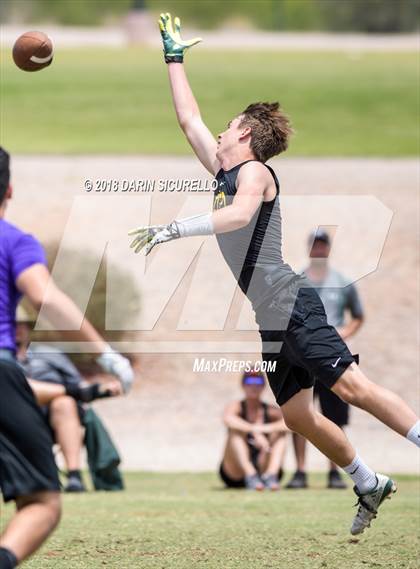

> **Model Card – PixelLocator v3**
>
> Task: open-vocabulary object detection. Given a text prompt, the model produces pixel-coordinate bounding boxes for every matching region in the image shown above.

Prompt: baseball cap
[242,372,265,387]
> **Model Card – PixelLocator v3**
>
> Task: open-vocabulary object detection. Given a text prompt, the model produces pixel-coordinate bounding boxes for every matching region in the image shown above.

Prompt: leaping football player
[129,13,420,535]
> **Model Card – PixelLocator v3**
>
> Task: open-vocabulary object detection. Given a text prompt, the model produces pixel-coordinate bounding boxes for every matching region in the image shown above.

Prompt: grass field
[1,49,418,156]
[1,473,418,568]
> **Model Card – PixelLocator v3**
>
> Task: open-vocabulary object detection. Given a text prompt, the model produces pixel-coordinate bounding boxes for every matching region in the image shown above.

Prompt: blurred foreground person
[220,370,288,491]
[286,230,364,490]
[0,147,133,568]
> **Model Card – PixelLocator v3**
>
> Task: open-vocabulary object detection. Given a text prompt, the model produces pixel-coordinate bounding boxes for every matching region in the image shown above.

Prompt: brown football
[12,31,53,72]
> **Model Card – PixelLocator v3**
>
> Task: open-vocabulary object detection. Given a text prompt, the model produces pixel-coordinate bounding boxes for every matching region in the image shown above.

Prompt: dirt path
[1,24,419,51]
[8,156,419,473]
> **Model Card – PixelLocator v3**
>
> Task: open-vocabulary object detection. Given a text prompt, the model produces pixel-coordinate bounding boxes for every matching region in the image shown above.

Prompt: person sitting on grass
[15,307,123,494]
[219,369,289,491]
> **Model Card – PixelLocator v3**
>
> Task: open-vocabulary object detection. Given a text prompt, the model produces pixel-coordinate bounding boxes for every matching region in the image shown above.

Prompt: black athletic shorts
[219,439,261,487]
[257,286,355,407]
[219,462,247,488]
[0,360,60,502]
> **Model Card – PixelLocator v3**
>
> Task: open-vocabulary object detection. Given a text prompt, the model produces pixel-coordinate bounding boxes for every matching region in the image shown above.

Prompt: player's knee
[16,492,62,529]
[333,382,354,405]
[333,377,371,408]
[41,492,62,531]
[227,427,246,439]
[283,411,313,434]
[50,394,77,416]
[49,493,62,528]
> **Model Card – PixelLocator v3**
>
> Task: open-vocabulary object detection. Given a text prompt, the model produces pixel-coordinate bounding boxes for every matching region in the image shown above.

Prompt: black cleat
[328,470,347,489]
[64,473,87,493]
[285,470,308,489]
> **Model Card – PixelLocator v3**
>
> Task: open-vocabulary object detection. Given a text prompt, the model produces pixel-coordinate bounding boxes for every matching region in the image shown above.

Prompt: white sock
[342,455,377,494]
[406,420,420,448]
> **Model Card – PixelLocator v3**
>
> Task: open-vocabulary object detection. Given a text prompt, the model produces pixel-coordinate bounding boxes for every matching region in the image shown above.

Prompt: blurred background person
[286,229,364,490]
[15,307,124,494]
[220,370,288,491]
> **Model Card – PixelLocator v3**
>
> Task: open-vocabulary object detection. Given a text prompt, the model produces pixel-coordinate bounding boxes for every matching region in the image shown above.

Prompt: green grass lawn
[1,472,418,568]
[0,49,418,156]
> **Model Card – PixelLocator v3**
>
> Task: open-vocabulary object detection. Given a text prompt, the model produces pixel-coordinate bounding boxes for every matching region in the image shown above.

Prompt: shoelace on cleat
[353,496,377,513]
[354,497,377,528]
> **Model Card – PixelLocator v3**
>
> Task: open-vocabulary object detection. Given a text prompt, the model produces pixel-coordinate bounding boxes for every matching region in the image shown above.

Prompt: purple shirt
[0,219,47,352]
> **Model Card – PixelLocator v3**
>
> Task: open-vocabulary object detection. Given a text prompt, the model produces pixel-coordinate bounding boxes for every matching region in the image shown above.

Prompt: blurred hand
[250,432,270,453]
[102,379,124,397]
[158,13,202,63]
[336,326,348,340]
[128,222,180,255]
[97,347,134,393]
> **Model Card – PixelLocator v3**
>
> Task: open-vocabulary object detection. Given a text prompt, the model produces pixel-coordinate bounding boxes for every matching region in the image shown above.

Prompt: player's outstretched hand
[158,12,202,63]
[128,222,181,255]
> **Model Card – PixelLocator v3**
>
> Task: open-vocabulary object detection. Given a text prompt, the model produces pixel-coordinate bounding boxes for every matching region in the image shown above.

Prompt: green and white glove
[129,222,181,255]
[129,214,213,255]
[158,12,202,64]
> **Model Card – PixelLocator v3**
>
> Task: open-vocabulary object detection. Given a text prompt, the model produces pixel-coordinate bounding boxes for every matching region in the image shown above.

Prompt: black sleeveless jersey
[213,160,295,306]
[240,399,270,448]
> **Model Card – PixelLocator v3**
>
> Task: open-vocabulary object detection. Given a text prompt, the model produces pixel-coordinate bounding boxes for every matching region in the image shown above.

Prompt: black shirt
[213,160,296,309]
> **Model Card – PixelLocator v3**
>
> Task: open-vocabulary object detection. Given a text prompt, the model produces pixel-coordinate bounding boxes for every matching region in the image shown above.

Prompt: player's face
[217,116,245,155]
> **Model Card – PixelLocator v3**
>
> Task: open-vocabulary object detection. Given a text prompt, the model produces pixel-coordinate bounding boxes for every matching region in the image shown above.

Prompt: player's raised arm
[159,13,220,175]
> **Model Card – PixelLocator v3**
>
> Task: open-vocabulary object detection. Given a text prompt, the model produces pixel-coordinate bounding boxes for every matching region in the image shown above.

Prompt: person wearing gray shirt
[15,309,122,493]
[286,230,364,490]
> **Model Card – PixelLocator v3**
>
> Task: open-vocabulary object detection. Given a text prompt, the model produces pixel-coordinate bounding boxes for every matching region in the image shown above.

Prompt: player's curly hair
[239,102,293,163]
